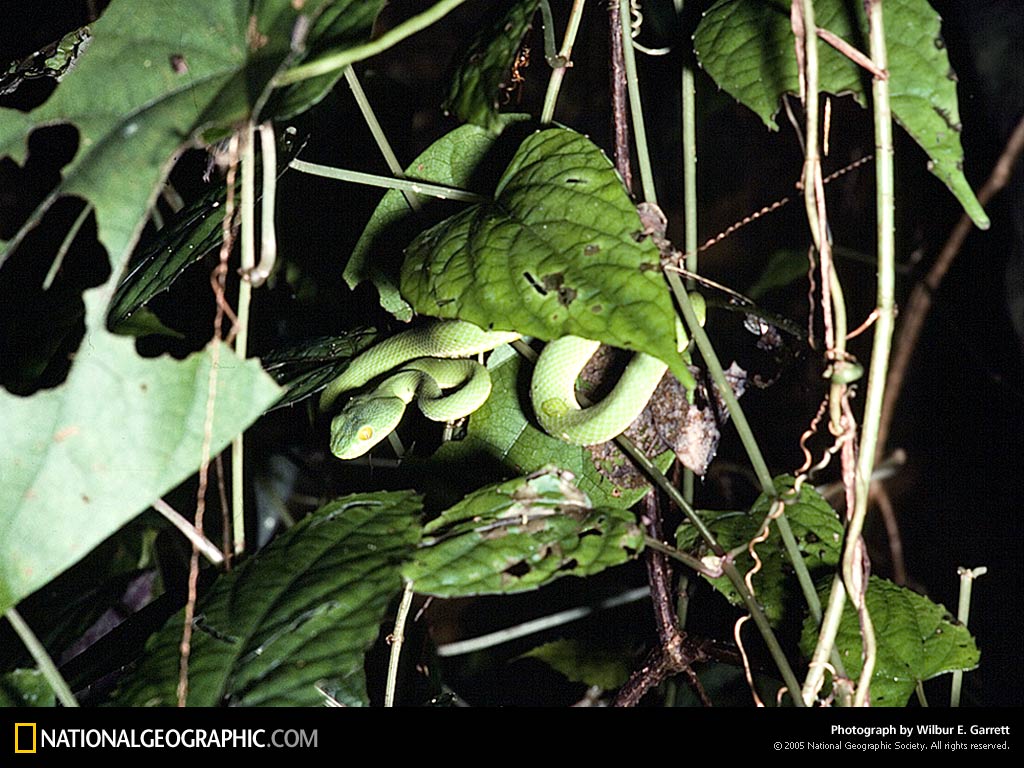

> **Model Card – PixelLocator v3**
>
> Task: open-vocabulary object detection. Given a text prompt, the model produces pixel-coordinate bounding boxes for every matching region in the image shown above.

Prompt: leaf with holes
[801,577,980,706]
[0,0,384,276]
[0,294,282,616]
[346,115,531,320]
[428,345,674,509]
[444,0,540,133]
[401,127,693,385]
[114,491,422,707]
[694,0,987,228]
[675,476,843,625]
[404,468,643,596]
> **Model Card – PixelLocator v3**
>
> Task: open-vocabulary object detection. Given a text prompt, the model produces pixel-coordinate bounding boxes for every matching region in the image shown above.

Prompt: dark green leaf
[694,0,987,227]
[114,491,423,706]
[675,475,843,625]
[801,577,980,706]
[444,0,540,132]
[346,115,530,320]
[0,670,56,707]
[107,185,227,330]
[404,468,643,596]
[261,329,379,410]
[0,295,282,616]
[519,638,632,690]
[746,249,810,300]
[401,127,693,385]
[108,130,305,331]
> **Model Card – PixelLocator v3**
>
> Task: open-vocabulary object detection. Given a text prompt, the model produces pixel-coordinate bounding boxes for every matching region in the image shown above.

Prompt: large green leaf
[0,0,383,277]
[404,469,643,596]
[430,344,674,509]
[345,115,531,321]
[675,476,843,625]
[401,127,693,385]
[801,577,980,707]
[0,293,282,616]
[444,0,540,132]
[115,491,423,707]
[694,0,988,228]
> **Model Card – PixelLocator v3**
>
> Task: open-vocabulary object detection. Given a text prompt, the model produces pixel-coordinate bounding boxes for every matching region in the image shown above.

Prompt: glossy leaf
[444,0,540,132]
[675,476,843,625]
[115,491,423,707]
[0,294,282,615]
[261,329,379,410]
[801,577,980,706]
[694,0,988,228]
[404,469,643,596]
[401,127,693,385]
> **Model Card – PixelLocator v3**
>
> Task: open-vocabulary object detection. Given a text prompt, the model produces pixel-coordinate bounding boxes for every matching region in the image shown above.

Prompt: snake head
[329,395,407,460]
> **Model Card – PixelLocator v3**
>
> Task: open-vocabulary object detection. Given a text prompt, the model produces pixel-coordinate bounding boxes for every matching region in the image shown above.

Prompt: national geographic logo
[14,723,36,753]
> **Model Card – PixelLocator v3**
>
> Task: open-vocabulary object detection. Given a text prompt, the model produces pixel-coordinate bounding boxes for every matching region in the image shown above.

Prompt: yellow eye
[358,426,374,441]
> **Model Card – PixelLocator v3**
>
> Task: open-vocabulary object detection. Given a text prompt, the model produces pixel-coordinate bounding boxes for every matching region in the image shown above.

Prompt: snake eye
[358,426,374,441]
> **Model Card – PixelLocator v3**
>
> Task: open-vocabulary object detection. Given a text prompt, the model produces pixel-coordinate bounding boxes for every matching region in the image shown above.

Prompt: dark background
[1,0,1021,706]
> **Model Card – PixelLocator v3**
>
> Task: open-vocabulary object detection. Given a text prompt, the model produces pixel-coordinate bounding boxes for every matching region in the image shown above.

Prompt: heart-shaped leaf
[401,127,691,384]
[801,577,980,706]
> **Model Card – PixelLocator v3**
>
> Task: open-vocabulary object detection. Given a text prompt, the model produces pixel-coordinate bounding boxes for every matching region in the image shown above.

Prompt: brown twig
[608,0,632,194]
[876,114,1024,458]
[872,481,906,585]
[177,134,240,707]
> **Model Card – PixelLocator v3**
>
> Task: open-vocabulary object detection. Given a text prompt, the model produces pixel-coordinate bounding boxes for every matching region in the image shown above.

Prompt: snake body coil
[324,299,704,459]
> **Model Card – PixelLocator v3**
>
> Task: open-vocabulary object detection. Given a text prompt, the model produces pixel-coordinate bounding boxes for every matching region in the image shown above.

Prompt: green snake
[322,295,706,459]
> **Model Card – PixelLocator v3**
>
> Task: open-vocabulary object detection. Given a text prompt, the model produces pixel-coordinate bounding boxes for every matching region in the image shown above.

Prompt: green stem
[618,0,656,203]
[275,0,473,86]
[847,0,895,708]
[232,125,256,557]
[4,607,78,707]
[643,535,721,576]
[666,272,773,494]
[615,435,803,704]
[289,159,487,203]
[540,0,587,124]
[801,573,847,704]
[385,582,415,707]
[680,65,698,276]
[538,0,561,66]
[43,202,92,291]
[436,587,651,657]
[512,341,797,698]
[344,67,421,213]
[680,58,699,506]
[950,566,986,707]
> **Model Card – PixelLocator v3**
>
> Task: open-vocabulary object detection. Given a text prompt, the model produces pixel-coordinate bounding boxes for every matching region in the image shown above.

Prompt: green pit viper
[321,294,706,459]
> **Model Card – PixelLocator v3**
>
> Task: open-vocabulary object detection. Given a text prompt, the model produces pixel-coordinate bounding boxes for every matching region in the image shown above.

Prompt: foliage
[0,0,991,709]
